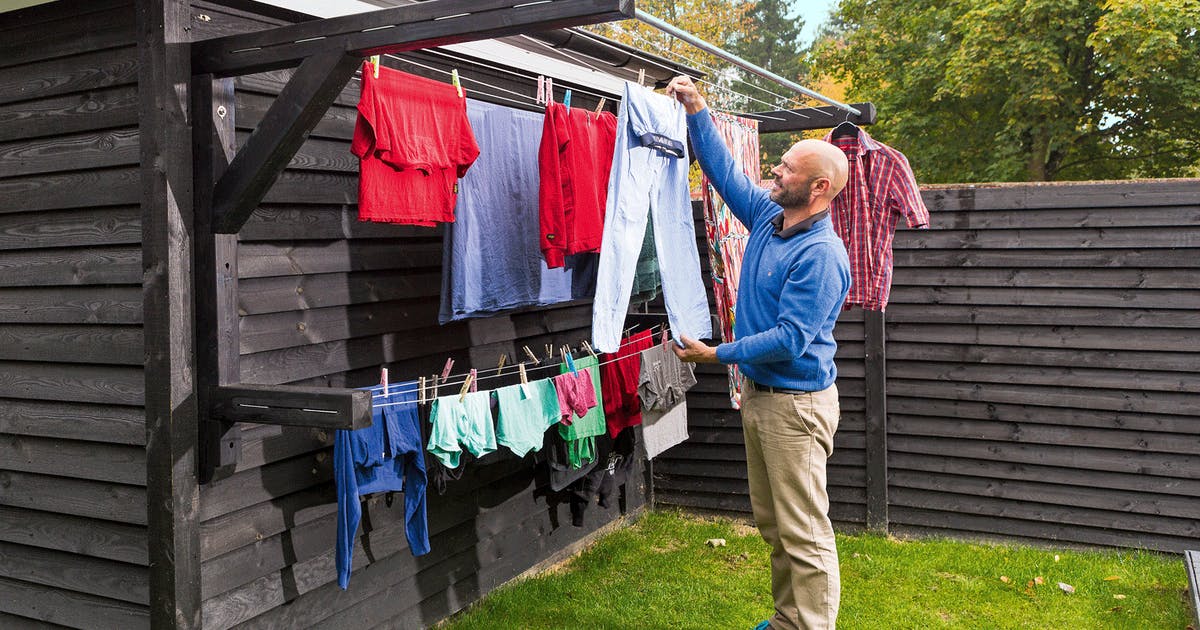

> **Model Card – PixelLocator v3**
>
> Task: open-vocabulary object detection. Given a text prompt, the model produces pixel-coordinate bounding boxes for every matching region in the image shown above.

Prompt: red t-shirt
[351,64,480,225]
[599,330,654,438]
[538,102,617,267]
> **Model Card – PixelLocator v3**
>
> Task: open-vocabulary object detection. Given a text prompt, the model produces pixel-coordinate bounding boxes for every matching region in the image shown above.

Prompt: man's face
[769,149,816,208]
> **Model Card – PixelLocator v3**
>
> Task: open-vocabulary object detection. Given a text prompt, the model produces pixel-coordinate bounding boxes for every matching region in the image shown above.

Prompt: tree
[813,0,1200,183]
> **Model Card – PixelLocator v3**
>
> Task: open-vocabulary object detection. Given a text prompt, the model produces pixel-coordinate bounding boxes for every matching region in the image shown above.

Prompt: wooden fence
[655,180,1200,553]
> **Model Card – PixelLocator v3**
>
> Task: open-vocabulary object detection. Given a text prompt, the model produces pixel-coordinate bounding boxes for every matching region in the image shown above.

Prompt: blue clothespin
[562,345,578,375]
[563,89,572,108]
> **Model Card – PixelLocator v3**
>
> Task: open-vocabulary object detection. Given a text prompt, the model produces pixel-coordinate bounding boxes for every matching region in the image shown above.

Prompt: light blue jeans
[592,82,712,352]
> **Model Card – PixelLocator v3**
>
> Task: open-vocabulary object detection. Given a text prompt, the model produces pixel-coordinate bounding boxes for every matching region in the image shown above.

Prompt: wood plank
[889,286,1200,310]
[199,452,331,522]
[889,486,1199,539]
[0,470,146,525]
[0,6,135,72]
[0,325,142,365]
[888,469,1199,521]
[137,0,200,624]
[0,361,143,405]
[237,239,443,278]
[231,424,332,473]
[0,246,141,287]
[883,303,1200,328]
[0,85,139,143]
[889,506,1194,553]
[238,325,468,385]
[260,169,358,204]
[921,180,1200,211]
[0,541,148,604]
[192,0,636,76]
[888,342,1200,374]
[0,167,140,213]
[0,610,72,629]
[0,434,145,485]
[899,226,1200,249]
[238,297,442,354]
[0,206,141,251]
[888,451,1200,498]
[886,323,1200,353]
[238,270,442,315]
[234,131,359,172]
[0,286,141,324]
[886,377,1200,417]
[0,45,137,106]
[0,506,147,565]
[0,398,144,445]
[657,473,866,499]
[893,267,1199,290]
[918,205,1200,230]
[887,359,1200,394]
[886,396,1200,437]
[241,204,435,240]
[0,127,139,178]
[237,91,357,141]
[236,67,359,107]
[892,247,1200,269]
[888,435,1198,478]
[0,576,148,630]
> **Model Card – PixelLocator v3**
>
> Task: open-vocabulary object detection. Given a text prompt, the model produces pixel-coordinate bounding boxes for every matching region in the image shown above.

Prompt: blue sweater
[688,109,851,391]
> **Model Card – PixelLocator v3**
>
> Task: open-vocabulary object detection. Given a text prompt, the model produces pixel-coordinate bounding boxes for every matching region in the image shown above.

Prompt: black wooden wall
[0,1,151,627]
[191,4,645,629]
[655,180,1200,553]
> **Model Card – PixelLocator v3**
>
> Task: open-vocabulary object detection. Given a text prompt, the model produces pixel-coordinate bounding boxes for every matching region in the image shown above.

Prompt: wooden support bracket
[739,102,877,134]
[210,384,373,431]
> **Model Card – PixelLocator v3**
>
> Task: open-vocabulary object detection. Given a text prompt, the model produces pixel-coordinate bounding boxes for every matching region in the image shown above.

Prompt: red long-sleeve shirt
[538,102,617,267]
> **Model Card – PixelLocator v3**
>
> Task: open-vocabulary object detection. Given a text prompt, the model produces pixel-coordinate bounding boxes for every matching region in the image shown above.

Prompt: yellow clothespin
[582,340,598,359]
[370,55,381,79]
[545,343,555,361]
[637,68,645,87]
[594,97,607,114]
[458,371,473,403]
[496,353,507,376]
[523,345,540,364]
[418,376,426,405]
[451,69,463,98]
[518,362,528,384]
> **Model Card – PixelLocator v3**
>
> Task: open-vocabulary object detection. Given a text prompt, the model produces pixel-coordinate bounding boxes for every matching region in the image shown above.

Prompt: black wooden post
[864,309,888,532]
[137,0,201,626]
[195,76,242,482]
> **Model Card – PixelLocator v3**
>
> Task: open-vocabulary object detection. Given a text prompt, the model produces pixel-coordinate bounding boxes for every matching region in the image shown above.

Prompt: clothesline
[368,325,670,406]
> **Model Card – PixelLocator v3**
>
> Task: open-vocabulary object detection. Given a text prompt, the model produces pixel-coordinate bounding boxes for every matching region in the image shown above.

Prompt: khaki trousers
[741,381,840,630]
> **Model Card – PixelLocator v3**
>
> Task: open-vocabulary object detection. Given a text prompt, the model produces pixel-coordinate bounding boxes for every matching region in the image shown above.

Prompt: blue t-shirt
[687,109,851,392]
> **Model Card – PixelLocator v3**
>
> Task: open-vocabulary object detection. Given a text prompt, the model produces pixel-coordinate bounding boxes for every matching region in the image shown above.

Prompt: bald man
[666,76,851,630]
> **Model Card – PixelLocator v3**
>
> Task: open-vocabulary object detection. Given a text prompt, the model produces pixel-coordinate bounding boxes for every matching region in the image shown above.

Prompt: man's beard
[770,179,815,207]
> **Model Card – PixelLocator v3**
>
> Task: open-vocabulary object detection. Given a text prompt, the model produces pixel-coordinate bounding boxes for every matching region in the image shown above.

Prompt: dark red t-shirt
[599,330,654,438]
[351,64,480,225]
[538,102,617,267]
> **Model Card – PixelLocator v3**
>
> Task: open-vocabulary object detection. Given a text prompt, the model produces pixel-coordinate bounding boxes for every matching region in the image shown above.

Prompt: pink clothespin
[441,358,454,381]
[469,368,478,393]
[380,366,389,397]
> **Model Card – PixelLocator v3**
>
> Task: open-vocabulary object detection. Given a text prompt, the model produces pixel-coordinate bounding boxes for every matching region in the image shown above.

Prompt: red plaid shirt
[824,127,929,310]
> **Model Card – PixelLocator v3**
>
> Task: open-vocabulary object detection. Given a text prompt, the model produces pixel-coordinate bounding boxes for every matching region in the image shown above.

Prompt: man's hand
[665,76,707,116]
[671,335,720,364]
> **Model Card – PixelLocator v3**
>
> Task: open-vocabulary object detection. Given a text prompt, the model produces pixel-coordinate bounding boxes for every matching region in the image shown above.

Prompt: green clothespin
[451,69,462,97]
[369,55,380,78]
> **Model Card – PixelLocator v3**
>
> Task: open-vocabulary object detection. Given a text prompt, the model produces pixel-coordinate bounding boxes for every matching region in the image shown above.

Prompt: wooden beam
[194,75,243,482]
[739,102,877,134]
[192,0,636,77]
[863,308,888,532]
[210,49,360,234]
[136,0,201,626]
[210,384,372,430]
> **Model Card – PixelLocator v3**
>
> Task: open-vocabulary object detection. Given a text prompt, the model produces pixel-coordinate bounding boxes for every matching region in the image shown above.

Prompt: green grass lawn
[441,510,1192,630]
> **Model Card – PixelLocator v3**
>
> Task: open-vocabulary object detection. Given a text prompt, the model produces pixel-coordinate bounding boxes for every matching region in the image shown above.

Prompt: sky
[794,0,839,46]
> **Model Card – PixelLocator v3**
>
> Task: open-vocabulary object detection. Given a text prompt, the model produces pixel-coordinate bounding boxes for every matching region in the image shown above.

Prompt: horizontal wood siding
[192,4,645,628]
[886,182,1200,551]
[0,1,147,627]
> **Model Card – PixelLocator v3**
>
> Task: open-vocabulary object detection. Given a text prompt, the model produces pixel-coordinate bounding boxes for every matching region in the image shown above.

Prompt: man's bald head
[769,139,850,211]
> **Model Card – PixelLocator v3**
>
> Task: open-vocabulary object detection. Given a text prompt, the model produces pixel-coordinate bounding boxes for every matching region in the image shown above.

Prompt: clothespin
[523,345,540,364]
[562,345,578,375]
[662,328,670,346]
[418,376,426,405]
[451,69,463,98]
[637,68,645,87]
[546,77,554,103]
[369,55,381,79]
[518,362,528,384]
[594,97,607,114]
[496,353,507,376]
[441,358,454,381]
[380,366,389,397]
[545,343,555,361]
[469,368,478,393]
[458,371,473,403]
[536,76,545,105]
[582,340,598,359]
[563,89,572,108]
[431,374,440,399]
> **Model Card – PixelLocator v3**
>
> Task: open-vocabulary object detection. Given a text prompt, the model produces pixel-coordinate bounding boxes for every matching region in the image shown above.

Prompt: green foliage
[814,0,1200,182]
[441,511,1190,629]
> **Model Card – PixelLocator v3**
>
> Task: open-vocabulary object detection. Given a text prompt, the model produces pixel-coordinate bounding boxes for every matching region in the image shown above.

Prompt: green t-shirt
[558,355,606,468]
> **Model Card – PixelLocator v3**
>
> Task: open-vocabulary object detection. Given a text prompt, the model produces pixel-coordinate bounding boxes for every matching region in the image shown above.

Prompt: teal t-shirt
[427,390,497,469]
[495,379,560,457]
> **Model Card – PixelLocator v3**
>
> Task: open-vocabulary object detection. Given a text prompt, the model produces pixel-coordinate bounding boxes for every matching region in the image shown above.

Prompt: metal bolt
[216,105,227,118]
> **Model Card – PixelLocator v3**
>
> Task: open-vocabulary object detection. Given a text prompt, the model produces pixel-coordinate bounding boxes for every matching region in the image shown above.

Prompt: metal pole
[634,9,862,117]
